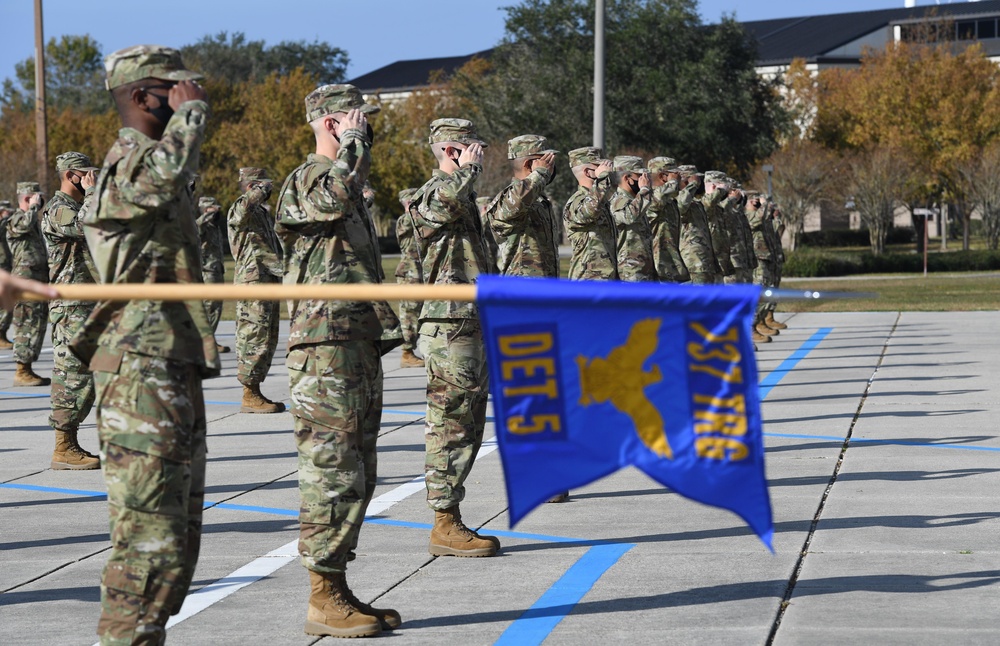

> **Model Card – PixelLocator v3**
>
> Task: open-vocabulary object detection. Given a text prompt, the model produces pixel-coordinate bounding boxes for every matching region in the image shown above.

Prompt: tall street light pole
[34,0,49,192]
[593,0,605,150]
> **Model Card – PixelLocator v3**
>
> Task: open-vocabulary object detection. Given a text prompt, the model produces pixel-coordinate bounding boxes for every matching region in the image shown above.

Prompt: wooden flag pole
[25,283,478,303]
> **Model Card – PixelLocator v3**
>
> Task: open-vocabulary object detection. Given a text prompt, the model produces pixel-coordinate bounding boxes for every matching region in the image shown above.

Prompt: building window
[957,20,977,40]
[979,19,997,39]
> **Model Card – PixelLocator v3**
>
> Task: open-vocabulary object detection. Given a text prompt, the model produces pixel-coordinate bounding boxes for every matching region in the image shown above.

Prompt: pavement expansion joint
[4,545,112,594]
[765,312,900,645]
[2,469,47,485]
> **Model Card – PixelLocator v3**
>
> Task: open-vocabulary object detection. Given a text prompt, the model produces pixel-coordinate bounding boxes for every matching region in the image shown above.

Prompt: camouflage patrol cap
[567,146,604,168]
[55,151,98,172]
[239,167,268,182]
[198,196,220,209]
[104,45,203,90]
[704,171,727,183]
[647,157,677,174]
[398,188,417,204]
[676,164,699,176]
[17,182,41,195]
[613,156,645,173]
[428,118,487,147]
[507,134,557,160]
[304,84,379,123]
[0,200,12,210]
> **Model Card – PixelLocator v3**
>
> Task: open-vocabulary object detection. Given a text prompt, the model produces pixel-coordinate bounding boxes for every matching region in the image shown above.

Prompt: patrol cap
[198,196,220,209]
[428,118,487,147]
[676,164,699,176]
[17,182,41,195]
[475,196,492,207]
[704,171,727,183]
[647,157,677,174]
[613,156,645,174]
[239,167,269,182]
[0,200,12,210]
[398,188,417,204]
[305,84,379,123]
[55,151,98,173]
[507,134,557,160]
[567,146,604,168]
[104,45,203,91]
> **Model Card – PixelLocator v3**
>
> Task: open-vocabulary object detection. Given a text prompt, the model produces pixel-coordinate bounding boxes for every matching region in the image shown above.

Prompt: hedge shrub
[784,249,1000,277]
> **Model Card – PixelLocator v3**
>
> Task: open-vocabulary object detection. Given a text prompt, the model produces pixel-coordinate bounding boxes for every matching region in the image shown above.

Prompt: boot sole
[240,406,286,414]
[51,461,100,470]
[429,544,497,557]
[14,380,51,387]
[304,619,380,638]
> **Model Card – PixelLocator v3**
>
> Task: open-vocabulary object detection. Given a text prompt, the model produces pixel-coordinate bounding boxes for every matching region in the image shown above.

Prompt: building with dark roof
[348,1,1000,97]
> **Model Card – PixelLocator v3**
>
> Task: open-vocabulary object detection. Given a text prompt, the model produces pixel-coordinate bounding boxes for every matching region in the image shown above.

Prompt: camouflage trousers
[49,304,96,432]
[417,319,489,510]
[235,297,280,386]
[93,351,206,646]
[689,271,719,286]
[398,300,422,351]
[13,299,48,364]
[0,305,11,339]
[287,341,383,574]
[753,263,777,318]
[203,270,224,334]
[724,268,754,285]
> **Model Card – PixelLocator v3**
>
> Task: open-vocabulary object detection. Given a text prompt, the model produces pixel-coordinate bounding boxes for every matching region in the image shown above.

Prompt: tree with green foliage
[2,34,109,115]
[180,32,348,85]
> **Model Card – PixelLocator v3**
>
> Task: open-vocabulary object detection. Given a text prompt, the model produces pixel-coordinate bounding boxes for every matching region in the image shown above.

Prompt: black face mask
[626,178,640,194]
[546,164,558,185]
[147,92,174,126]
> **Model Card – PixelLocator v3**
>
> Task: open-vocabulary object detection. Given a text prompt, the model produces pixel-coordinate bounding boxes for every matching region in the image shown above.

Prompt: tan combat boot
[14,362,50,387]
[755,322,778,337]
[752,329,770,344]
[51,430,100,470]
[766,311,788,330]
[429,505,499,557]
[334,572,402,631]
[0,334,12,349]
[399,348,424,368]
[240,384,286,414]
[305,570,381,638]
[216,342,231,353]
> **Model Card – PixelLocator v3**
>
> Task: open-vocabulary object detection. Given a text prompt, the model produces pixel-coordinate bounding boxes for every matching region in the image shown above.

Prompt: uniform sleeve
[611,187,651,226]
[676,183,697,216]
[7,206,39,240]
[417,163,481,228]
[115,100,209,216]
[564,175,614,228]
[488,167,550,237]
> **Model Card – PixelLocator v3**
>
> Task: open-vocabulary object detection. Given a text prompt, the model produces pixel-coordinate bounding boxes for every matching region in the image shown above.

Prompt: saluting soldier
[646,156,689,283]
[7,181,50,386]
[564,147,617,280]
[609,156,656,282]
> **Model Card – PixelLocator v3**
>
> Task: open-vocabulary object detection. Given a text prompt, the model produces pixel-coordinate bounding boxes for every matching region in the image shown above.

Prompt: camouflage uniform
[227,168,283,388]
[676,167,721,285]
[42,155,100,435]
[395,188,422,353]
[275,84,399,574]
[646,157,689,283]
[746,193,774,321]
[410,118,491,511]
[475,196,500,275]
[701,183,735,281]
[70,45,219,646]
[0,200,13,343]
[564,147,617,281]
[609,156,656,282]
[196,196,225,335]
[7,183,49,365]
[486,135,560,278]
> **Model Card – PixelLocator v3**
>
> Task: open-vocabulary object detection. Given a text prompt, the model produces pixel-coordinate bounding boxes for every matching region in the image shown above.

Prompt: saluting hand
[638,172,651,189]
[337,108,367,140]
[81,170,97,190]
[169,79,209,111]
[459,143,484,167]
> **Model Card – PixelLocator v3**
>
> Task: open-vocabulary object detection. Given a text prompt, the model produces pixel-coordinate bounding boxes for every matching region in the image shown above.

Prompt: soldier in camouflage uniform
[646,157,689,283]
[70,45,219,645]
[227,167,285,413]
[701,171,736,282]
[196,194,229,353]
[275,84,402,638]
[745,192,775,344]
[564,147,617,280]
[486,134,560,278]
[765,204,789,331]
[475,195,500,274]
[676,165,722,285]
[8,181,50,386]
[42,151,101,469]
[395,187,424,368]
[609,156,656,282]
[710,173,755,286]
[0,200,14,347]
[410,118,500,558]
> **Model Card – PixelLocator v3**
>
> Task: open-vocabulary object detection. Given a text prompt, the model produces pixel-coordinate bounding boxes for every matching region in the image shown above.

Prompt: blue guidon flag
[477,275,773,550]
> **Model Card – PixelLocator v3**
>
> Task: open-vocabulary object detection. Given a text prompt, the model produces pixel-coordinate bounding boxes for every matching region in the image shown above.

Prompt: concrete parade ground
[2,310,1000,645]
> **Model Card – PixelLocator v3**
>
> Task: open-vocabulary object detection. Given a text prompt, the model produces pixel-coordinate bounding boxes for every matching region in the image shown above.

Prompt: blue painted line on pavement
[757,328,833,400]
[0,482,106,497]
[0,389,51,399]
[495,543,636,646]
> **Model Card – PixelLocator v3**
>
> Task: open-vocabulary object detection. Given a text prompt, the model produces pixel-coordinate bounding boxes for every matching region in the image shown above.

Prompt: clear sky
[0,0,971,86]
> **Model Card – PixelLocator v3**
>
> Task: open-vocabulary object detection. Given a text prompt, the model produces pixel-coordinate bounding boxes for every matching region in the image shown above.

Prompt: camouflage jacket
[42,188,98,309]
[196,200,225,280]
[74,100,220,377]
[701,189,734,275]
[7,205,48,281]
[227,187,282,284]
[410,164,490,321]
[676,182,720,275]
[479,202,500,275]
[394,208,423,285]
[647,182,689,282]
[721,195,756,271]
[746,204,774,263]
[771,212,786,264]
[609,187,656,282]
[276,129,398,348]
[487,167,560,278]
[0,212,11,270]
[563,176,618,280]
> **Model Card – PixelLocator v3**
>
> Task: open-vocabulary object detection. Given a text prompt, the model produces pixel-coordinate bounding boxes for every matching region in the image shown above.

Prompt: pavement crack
[765,311,900,645]
[2,469,47,484]
[3,545,112,593]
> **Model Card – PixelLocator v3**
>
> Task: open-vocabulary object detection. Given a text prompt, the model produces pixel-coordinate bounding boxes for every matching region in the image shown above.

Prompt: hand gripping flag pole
[31,278,863,551]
